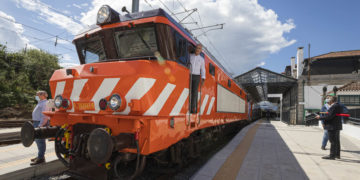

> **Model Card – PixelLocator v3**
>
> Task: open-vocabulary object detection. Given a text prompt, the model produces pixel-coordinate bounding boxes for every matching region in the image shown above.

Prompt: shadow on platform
[236,120,309,180]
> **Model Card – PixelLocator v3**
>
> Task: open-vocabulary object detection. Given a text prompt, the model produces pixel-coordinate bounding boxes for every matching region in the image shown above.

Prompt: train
[21,5,254,179]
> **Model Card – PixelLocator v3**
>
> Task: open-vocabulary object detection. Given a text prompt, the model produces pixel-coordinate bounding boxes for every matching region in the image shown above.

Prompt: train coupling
[87,128,134,164]
[20,121,59,147]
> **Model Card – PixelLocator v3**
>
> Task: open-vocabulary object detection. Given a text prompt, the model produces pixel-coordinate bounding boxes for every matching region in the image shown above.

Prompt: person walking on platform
[266,110,271,121]
[320,97,331,150]
[316,96,342,160]
[189,44,205,114]
[30,90,50,165]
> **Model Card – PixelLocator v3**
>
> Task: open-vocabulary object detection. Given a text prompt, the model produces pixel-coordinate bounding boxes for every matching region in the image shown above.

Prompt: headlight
[109,94,121,111]
[96,5,120,25]
[97,5,109,24]
[54,95,63,108]
[54,95,70,109]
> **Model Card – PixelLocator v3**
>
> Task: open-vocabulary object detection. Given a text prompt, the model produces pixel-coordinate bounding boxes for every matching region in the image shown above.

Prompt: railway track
[0,131,21,145]
[0,120,28,128]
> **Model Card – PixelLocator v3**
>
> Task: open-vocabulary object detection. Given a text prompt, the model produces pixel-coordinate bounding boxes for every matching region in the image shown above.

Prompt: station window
[228,79,231,87]
[174,32,189,66]
[339,95,360,106]
[209,63,215,76]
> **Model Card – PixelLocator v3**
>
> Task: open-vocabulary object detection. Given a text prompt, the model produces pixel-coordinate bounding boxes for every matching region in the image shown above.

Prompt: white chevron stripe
[114,78,156,115]
[54,81,66,96]
[206,97,215,115]
[67,79,88,112]
[144,83,176,116]
[197,92,200,103]
[85,78,120,114]
[200,95,209,115]
[170,88,189,116]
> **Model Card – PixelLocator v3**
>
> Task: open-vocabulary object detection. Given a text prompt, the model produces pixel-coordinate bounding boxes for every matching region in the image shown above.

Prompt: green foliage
[0,44,60,109]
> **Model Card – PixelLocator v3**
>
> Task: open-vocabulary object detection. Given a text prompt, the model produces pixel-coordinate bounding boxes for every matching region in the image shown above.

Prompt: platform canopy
[234,67,297,102]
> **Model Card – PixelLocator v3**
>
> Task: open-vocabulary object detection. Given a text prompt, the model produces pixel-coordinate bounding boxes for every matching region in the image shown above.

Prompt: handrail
[348,117,360,125]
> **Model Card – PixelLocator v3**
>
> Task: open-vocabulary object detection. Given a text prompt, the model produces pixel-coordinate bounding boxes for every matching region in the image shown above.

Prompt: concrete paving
[192,119,360,180]
[0,138,59,176]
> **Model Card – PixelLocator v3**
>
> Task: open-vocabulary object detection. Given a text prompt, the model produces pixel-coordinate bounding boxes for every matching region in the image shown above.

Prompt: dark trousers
[33,121,46,159]
[328,130,340,157]
[191,75,200,113]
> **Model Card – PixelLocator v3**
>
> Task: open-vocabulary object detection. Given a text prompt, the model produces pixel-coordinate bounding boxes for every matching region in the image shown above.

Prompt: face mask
[325,99,330,103]
[35,96,40,102]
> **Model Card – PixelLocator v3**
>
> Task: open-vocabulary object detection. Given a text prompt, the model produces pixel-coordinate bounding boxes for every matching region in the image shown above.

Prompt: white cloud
[0,11,31,51]
[15,0,85,35]
[73,3,82,9]
[80,0,295,75]
[61,54,73,62]
[73,3,89,9]
[257,61,265,67]
[59,62,80,68]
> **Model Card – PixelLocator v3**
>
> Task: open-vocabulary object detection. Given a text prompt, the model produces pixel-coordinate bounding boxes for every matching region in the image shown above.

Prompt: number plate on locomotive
[74,102,95,111]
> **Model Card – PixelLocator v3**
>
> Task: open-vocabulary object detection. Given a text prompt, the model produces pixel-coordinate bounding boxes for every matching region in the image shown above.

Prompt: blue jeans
[33,121,46,159]
[322,129,329,148]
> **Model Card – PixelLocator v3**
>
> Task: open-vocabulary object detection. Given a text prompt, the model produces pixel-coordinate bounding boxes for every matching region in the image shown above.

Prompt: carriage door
[174,32,197,126]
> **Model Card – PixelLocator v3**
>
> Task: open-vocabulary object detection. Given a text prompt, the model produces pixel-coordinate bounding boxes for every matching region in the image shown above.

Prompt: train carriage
[21,5,251,179]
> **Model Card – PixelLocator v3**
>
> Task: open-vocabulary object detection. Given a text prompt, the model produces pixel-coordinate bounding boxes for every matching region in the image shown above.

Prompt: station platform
[192,119,360,180]
[0,135,66,179]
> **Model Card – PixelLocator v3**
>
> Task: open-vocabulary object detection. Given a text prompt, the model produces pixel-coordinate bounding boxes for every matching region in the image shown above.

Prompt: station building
[235,49,360,125]
[295,50,360,124]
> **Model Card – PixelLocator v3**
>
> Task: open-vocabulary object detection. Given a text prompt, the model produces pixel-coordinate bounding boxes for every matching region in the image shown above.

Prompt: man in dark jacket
[316,96,342,160]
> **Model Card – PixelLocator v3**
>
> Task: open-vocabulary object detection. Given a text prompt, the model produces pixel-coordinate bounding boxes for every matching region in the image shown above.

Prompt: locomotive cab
[21,5,249,180]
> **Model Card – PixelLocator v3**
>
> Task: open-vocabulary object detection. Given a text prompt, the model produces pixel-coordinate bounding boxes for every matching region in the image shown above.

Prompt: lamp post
[333,86,338,96]
[322,86,327,106]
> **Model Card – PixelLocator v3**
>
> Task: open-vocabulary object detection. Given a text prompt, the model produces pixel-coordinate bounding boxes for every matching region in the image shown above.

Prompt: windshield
[78,37,106,64]
[114,26,158,58]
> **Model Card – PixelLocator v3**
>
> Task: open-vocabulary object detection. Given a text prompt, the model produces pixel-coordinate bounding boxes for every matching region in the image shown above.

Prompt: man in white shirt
[190,44,206,113]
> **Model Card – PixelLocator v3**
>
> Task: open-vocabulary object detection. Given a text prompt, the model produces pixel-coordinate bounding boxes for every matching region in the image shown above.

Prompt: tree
[0,44,60,112]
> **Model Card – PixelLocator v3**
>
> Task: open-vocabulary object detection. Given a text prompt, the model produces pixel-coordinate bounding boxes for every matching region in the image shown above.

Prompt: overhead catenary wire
[175,0,235,75]
[144,0,154,9]
[179,8,197,23]
[30,0,83,25]
[158,0,181,22]
[0,15,73,43]
[0,26,75,52]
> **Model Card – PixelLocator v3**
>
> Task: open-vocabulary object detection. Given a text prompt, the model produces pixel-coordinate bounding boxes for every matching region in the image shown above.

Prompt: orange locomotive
[21,5,251,179]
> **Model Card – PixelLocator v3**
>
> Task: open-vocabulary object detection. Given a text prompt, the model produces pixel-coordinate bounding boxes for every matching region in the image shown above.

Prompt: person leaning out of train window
[30,90,50,165]
[315,96,342,160]
[320,96,331,150]
[189,44,205,114]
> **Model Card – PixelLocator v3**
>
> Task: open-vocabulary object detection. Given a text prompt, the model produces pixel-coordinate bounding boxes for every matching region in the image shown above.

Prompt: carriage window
[114,26,158,58]
[174,32,188,65]
[228,79,231,87]
[209,63,215,76]
[77,37,106,64]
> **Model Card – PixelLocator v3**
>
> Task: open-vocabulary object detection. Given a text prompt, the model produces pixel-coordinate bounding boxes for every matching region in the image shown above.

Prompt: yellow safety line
[0,146,21,153]
[213,120,262,180]
[0,153,56,170]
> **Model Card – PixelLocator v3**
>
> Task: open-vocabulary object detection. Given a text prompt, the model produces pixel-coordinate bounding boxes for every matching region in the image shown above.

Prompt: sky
[0,0,359,76]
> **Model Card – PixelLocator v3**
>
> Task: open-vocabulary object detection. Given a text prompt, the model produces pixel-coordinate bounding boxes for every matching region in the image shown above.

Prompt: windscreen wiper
[134,29,152,50]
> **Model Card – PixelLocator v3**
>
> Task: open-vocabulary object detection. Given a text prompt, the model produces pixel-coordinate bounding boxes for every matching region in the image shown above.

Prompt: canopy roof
[234,67,297,102]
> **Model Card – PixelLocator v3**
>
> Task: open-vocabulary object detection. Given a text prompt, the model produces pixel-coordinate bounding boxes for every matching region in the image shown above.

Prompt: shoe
[30,158,45,165]
[335,156,340,159]
[321,146,326,150]
[31,157,37,162]
[322,156,335,160]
